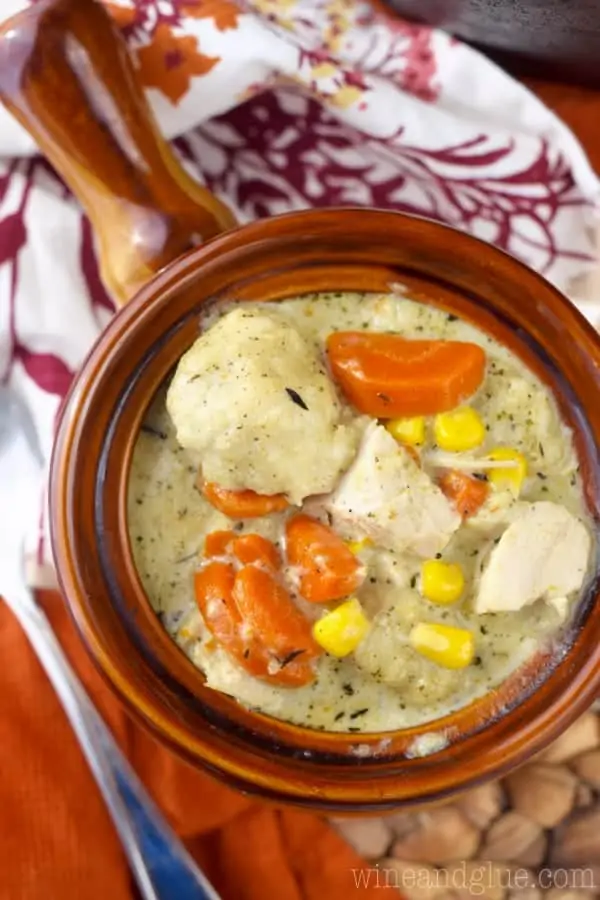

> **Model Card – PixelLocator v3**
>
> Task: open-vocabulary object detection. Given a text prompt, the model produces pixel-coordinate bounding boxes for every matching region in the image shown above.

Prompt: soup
[127,291,593,734]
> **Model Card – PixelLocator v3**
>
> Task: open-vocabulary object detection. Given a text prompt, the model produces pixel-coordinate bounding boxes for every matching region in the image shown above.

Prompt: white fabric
[0,0,598,585]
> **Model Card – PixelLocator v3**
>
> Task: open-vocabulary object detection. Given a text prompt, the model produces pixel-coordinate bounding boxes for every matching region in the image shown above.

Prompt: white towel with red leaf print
[0,0,599,586]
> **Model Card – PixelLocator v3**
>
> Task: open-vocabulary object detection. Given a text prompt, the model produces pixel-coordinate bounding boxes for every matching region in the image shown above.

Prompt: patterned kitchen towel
[0,0,599,585]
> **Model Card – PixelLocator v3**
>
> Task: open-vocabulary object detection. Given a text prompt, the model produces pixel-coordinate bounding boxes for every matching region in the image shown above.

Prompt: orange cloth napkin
[0,591,397,899]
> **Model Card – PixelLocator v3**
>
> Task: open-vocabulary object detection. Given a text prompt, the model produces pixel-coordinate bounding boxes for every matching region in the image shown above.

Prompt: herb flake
[175,550,198,564]
[285,388,309,411]
[278,649,306,669]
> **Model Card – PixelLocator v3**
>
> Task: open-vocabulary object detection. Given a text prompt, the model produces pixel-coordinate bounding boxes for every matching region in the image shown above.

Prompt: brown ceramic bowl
[2,0,599,812]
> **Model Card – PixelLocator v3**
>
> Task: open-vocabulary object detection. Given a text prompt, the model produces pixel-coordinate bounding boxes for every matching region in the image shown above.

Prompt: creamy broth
[128,292,594,733]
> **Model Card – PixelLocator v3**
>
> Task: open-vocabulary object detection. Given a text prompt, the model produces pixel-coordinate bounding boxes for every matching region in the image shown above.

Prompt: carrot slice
[232,534,280,569]
[327,331,486,417]
[202,481,289,518]
[194,562,315,686]
[438,470,489,519]
[285,514,365,603]
[204,530,280,569]
[204,530,236,558]
[233,566,320,661]
[194,562,242,655]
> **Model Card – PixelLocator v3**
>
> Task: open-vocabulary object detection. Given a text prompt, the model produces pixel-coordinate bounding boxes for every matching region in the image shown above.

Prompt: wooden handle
[0,0,236,305]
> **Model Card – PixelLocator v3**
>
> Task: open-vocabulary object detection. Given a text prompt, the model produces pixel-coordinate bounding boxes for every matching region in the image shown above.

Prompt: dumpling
[166,308,359,504]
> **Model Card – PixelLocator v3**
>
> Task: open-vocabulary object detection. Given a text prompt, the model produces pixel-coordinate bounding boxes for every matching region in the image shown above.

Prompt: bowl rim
[50,207,600,811]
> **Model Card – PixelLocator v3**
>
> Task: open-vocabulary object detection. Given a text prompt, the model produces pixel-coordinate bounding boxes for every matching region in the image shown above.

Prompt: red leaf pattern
[80,216,116,316]
[182,89,593,278]
[0,212,27,267]
[14,348,75,397]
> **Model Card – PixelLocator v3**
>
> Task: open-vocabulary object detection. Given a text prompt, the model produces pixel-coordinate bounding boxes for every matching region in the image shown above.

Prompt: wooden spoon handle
[0,0,236,306]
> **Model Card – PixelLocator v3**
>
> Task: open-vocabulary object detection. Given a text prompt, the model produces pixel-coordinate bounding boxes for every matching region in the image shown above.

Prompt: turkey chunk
[474,501,591,614]
[166,309,359,504]
[324,423,461,556]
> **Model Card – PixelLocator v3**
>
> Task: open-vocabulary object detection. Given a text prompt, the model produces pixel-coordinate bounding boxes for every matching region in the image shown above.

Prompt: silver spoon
[0,385,221,900]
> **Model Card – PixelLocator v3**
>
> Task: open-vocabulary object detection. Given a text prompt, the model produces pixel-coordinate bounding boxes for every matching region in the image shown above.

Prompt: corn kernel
[487,447,527,496]
[312,598,370,658]
[385,416,426,447]
[421,560,465,605]
[410,622,475,669]
[346,537,373,555]
[433,406,485,452]
[178,627,194,640]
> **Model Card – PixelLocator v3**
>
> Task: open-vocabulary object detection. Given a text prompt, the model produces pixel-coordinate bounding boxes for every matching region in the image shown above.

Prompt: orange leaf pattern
[105,1,235,104]
[136,24,219,103]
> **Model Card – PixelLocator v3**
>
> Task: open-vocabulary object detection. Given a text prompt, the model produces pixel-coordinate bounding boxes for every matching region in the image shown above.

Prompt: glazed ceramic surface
[1,0,599,811]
